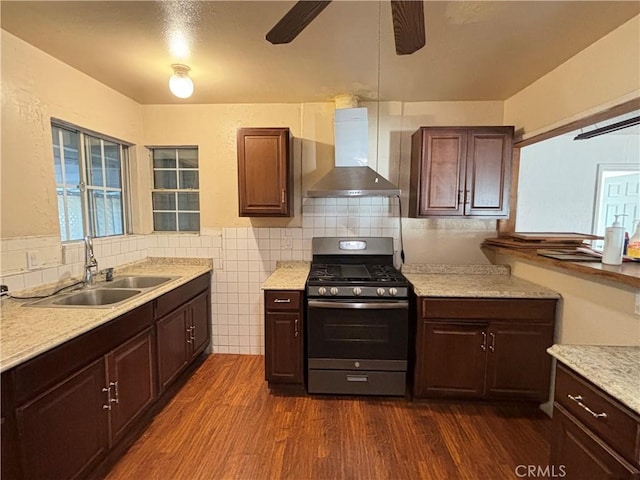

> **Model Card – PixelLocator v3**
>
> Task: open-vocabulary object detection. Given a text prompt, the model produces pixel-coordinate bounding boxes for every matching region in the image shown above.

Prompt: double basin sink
[26,276,177,308]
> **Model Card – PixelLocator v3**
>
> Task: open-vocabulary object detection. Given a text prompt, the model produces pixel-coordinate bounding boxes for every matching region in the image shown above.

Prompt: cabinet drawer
[552,404,640,478]
[554,364,640,466]
[155,273,210,319]
[421,298,556,322]
[265,291,301,311]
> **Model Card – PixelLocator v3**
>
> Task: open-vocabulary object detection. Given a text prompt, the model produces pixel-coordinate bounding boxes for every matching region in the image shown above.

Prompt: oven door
[307,299,409,367]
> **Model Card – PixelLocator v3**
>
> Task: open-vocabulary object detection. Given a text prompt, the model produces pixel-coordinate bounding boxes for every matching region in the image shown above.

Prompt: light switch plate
[27,250,40,270]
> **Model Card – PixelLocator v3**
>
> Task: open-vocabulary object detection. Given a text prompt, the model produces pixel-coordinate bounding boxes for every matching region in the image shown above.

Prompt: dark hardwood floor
[105,354,551,480]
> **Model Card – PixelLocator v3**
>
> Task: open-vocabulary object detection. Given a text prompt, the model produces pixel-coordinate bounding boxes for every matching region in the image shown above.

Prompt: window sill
[481,245,640,290]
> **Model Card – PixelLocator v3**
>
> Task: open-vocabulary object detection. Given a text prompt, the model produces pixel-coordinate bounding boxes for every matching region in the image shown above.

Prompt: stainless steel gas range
[306,237,409,396]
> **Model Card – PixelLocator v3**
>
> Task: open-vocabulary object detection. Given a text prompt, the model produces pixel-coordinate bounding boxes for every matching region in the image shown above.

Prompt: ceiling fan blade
[390,0,426,55]
[266,1,332,44]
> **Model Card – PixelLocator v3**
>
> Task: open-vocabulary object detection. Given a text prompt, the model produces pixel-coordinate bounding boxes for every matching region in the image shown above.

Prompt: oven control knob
[377,288,386,296]
[330,287,339,296]
[389,288,398,297]
[318,287,327,296]
[353,287,362,296]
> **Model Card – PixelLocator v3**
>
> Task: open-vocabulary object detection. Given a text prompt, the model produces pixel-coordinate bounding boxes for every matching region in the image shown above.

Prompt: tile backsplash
[1,197,401,355]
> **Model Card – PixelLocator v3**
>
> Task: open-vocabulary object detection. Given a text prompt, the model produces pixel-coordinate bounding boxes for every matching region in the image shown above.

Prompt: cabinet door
[107,327,156,445]
[464,127,512,217]
[157,306,190,392]
[415,321,487,398]
[189,290,211,358]
[410,128,467,217]
[485,322,554,401]
[551,405,640,479]
[237,127,290,217]
[16,358,109,480]
[265,312,303,384]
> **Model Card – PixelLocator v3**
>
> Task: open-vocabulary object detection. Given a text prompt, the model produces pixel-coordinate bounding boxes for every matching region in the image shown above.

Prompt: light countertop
[402,264,561,298]
[261,261,310,290]
[548,344,640,415]
[0,258,212,372]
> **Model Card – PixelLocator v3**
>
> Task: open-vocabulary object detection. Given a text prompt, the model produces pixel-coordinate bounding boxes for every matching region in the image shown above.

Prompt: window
[52,123,129,241]
[516,109,639,237]
[151,148,200,232]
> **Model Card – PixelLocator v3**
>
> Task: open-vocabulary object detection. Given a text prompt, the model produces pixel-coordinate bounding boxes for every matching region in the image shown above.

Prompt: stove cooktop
[307,263,406,285]
[306,263,409,298]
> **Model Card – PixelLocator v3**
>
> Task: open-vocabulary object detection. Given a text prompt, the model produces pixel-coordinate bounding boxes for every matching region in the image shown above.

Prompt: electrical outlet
[280,237,293,249]
[27,250,40,270]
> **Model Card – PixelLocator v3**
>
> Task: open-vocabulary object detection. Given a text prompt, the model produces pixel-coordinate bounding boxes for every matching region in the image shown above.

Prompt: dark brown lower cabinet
[2,272,212,480]
[551,406,639,479]
[15,327,156,480]
[157,306,190,391]
[485,322,555,399]
[16,358,109,480]
[414,297,557,401]
[107,328,156,445]
[420,322,486,397]
[264,290,304,388]
[157,290,211,392]
[550,363,640,479]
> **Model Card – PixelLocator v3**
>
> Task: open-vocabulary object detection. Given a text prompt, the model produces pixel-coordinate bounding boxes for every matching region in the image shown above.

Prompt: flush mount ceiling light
[169,64,194,99]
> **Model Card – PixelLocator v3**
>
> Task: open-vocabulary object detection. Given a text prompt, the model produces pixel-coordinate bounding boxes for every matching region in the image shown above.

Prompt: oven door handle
[307,300,408,310]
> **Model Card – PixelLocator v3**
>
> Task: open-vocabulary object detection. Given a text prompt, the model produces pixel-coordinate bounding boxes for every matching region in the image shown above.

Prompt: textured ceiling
[1,1,638,104]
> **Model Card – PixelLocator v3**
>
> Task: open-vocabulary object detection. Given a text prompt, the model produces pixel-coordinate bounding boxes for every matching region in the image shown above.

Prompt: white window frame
[52,120,131,242]
[150,146,200,232]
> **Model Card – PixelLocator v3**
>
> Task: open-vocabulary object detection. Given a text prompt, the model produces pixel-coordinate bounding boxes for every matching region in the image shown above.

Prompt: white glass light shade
[169,64,194,99]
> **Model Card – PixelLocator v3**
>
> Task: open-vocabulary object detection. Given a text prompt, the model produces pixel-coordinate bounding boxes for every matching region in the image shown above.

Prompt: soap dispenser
[602,214,626,265]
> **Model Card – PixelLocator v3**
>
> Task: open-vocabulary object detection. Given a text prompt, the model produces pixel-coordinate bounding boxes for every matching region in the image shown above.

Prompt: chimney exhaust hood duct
[306,105,400,198]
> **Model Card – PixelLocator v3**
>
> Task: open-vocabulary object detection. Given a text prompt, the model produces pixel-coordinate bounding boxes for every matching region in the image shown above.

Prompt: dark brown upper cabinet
[409,126,514,218]
[237,127,291,217]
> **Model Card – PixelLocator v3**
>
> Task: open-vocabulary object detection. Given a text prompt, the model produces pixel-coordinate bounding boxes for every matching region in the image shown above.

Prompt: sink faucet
[84,235,98,286]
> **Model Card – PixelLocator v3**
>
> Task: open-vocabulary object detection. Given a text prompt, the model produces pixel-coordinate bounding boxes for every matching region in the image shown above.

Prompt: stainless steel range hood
[306,166,400,197]
[306,105,400,198]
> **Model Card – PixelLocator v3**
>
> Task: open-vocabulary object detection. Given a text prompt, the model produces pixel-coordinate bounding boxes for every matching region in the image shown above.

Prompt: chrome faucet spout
[84,235,99,286]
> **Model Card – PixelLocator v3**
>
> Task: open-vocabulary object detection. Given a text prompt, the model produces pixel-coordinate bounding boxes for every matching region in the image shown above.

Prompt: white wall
[516,130,640,233]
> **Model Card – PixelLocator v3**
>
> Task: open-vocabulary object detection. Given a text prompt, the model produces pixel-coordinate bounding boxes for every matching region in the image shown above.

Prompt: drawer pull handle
[567,394,608,419]
[273,298,291,303]
[347,375,368,382]
[489,332,496,352]
[294,318,299,338]
[480,331,486,351]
